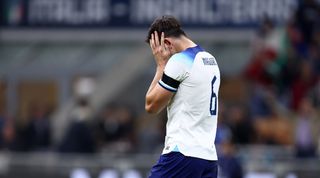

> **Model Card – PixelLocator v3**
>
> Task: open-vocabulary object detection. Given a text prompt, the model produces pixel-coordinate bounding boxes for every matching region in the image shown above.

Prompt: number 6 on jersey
[210,76,217,116]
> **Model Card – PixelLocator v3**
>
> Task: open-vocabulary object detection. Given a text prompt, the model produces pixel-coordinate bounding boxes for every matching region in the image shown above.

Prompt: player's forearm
[146,31,171,114]
[145,66,165,113]
[147,65,164,93]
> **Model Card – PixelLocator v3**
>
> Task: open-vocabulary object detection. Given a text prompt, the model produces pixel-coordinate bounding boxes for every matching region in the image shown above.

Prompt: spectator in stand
[246,16,287,87]
[227,105,253,144]
[248,85,275,119]
[136,113,164,153]
[2,119,15,150]
[294,0,320,47]
[10,103,52,152]
[13,112,37,151]
[309,33,320,76]
[58,98,96,153]
[28,104,52,151]
[246,17,277,86]
[0,109,7,148]
[248,84,293,145]
[95,103,135,153]
[291,61,317,111]
[293,97,320,158]
[0,109,15,150]
[218,138,243,178]
[215,102,232,146]
[313,79,320,108]
[216,103,243,178]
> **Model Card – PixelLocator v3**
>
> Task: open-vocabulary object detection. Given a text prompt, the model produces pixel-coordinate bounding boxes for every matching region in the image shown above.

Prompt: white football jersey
[158,45,220,160]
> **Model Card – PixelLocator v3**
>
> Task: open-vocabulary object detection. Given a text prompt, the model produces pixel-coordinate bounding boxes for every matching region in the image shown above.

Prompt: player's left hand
[149,31,171,67]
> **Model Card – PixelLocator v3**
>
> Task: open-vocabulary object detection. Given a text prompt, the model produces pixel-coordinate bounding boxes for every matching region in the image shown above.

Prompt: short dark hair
[145,15,186,43]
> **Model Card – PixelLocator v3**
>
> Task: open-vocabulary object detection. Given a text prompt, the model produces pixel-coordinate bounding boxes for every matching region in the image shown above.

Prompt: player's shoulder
[169,52,189,62]
[168,46,204,67]
[167,52,193,70]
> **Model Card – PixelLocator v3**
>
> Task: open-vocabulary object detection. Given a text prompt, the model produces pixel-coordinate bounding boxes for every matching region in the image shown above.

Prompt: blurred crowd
[0,2,319,178]
[243,0,320,158]
[0,103,52,152]
[0,98,161,153]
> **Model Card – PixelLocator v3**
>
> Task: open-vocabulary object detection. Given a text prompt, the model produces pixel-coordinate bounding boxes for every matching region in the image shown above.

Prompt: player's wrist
[157,64,166,69]
[154,59,166,67]
[156,64,166,69]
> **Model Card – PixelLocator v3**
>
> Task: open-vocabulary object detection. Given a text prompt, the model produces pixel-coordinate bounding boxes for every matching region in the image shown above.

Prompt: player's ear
[164,39,171,46]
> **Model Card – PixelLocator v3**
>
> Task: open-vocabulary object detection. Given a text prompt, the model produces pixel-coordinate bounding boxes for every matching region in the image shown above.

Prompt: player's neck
[176,36,197,52]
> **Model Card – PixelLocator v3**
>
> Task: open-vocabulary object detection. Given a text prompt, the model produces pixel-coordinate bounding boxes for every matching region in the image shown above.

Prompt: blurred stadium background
[0,0,320,178]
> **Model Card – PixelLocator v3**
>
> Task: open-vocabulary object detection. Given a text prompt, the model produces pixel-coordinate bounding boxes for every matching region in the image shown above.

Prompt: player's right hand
[149,31,171,67]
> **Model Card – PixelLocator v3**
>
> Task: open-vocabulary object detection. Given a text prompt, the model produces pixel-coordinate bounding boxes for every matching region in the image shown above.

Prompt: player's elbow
[145,103,158,114]
[145,101,160,114]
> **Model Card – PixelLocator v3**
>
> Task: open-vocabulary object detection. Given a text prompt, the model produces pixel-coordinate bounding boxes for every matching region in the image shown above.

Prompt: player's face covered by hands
[149,31,172,67]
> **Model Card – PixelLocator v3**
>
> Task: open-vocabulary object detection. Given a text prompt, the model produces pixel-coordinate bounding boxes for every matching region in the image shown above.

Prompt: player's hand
[149,31,171,67]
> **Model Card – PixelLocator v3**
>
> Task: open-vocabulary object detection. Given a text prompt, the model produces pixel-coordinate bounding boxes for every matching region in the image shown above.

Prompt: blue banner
[1,0,298,28]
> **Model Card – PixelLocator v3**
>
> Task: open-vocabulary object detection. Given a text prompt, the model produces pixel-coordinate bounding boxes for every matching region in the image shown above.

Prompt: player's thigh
[202,160,218,178]
[149,152,205,178]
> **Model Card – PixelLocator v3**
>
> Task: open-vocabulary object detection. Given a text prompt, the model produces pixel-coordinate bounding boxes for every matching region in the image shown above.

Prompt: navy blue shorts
[149,152,218,178]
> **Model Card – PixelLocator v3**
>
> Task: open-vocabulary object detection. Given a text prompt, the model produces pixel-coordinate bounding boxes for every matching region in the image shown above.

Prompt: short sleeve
[158,53,189,92]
